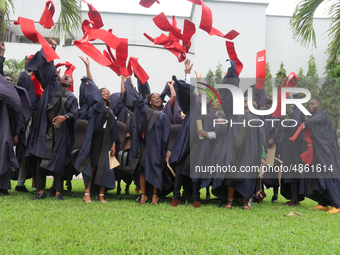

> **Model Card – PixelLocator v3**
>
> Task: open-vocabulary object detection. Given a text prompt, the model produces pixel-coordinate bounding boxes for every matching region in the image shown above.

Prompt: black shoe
[15,185,28,192]
[55,194,64,201]
[0,189,9,196]
[271,195,278,203]
[32,193,47,200]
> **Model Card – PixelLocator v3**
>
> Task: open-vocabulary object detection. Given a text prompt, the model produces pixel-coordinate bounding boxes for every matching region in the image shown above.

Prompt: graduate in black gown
[0,41,31,194]
[0,74,27,195]
[211,60,266,210]
[277,104,305,206]
[125,76,171,205]
[302,99,340,213]
[75,57,120,203]
[25,38,78,200]
[260,93,280,203]
[160,80,183,124]
[12,56,38,192]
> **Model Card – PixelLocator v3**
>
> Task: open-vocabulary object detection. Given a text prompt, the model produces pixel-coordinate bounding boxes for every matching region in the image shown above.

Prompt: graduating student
[0,75,27,195]
[0,42,31,194]
[261,93,280,203]
[160,80,183,124]
[212,61,266,210]
[169,60,201,207]
[25,38,78,201]
[75,57,120,203]
[277,104,305,206]
[301,99,340,213]
[125,74,170,205]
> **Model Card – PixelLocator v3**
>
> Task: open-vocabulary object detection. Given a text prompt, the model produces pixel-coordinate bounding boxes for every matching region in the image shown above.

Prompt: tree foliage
[290,0,340,60]
[205,69,215,87]
[319,46,340,129]
[263,62,273,95]
[4,58,24,85]
[214,61,223,85]
[275,62,287,88]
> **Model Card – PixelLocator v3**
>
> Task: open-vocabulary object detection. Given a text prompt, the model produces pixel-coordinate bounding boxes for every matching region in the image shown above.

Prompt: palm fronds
[52,0,82,39]
[289,0,324,48]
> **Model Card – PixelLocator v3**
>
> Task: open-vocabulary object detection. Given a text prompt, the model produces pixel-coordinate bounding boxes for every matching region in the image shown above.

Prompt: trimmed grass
[1,179,340,254]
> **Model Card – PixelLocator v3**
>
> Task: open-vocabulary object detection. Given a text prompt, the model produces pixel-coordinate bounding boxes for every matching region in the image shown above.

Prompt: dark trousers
[173,174,192,200]
[192,181,201,202]
[290,182,299,203]
[318,194,338,208]
[36,166,63,193]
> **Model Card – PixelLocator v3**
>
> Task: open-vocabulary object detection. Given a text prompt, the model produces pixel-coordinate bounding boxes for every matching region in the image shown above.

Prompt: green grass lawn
[1,179,340,254]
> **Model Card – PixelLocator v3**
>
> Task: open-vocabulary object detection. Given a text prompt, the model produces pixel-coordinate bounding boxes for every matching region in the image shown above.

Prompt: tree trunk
[0,0,5,42]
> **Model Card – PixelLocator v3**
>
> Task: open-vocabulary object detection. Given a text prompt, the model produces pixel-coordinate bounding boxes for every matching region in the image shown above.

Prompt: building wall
[266,15,329,79]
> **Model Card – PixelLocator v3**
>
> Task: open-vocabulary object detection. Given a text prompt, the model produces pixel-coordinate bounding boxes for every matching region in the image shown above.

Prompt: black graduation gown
[160,82,183,124]
[0,76,25,189]
[75,77,120,189]
[25,49,78,175]
[276,107,305,200]
[17,71,39,112]
[192,108,220,189]
[127,85,170,191]
[168,76,200,178]
[211,61,265,200]
[13,86,32,163]
[301,109,340,207]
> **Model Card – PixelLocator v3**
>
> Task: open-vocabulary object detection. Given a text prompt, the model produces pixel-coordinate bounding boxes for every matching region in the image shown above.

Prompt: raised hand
[0,41,5,57]
[79,56,90,66]
[184,59,193,74]
[167,80,174,87]
[24,55,30,66]
[49,36,57,48]
[194,71,202,79]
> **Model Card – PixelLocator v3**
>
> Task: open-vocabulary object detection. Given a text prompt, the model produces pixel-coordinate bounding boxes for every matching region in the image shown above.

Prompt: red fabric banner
[82,0,104,29]
[272,72,298,117]
[39,0,55,29]
[14,17,59,62]
[188,0,239,40]
[255,50,266,89]
[139,0,160,8]
[289,123,313,165]
[144,12,196,62]
[226,41,243,76]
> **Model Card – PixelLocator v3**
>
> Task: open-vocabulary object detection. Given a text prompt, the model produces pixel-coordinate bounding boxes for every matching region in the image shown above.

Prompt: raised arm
[184,59,193,84]
[79,56,93,81]
[120,74,130,98]
[194,71,202,96]
[168,80,176,108]
[0,41,5,76]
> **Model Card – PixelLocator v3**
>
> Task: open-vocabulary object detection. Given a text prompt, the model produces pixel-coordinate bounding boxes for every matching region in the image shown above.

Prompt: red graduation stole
[39,0,55,29]
[144,13,196,62]
[272,72,298,117]
[75,3,149,84]
[139,0,160,8]
[289,122,313,165]
[226,41,243,76]
[14,17,59,62]
[188,0,239,40]
[255,50,266,89]
[81,0,104,29]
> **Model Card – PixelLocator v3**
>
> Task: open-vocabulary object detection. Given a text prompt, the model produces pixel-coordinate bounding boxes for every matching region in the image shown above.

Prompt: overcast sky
[82,0,333,17]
